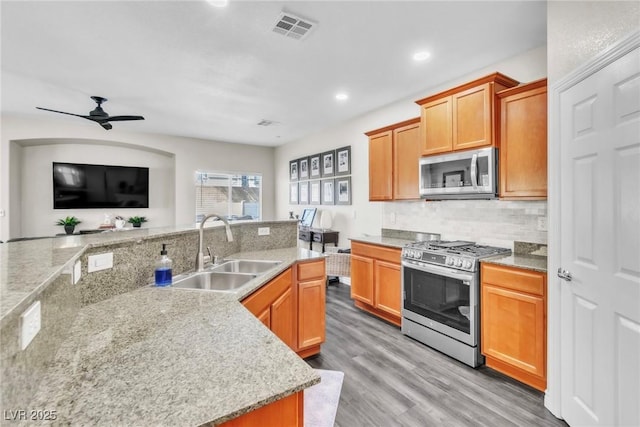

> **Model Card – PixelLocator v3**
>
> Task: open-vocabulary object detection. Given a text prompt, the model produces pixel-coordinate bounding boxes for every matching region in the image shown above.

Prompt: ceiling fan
[36,96,144,130]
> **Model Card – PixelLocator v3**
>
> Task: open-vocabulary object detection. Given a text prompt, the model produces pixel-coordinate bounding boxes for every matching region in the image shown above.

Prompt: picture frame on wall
[299,157,309,180]
[335,146,351,176]
[336,176,351,205]
[289,182,298,204]
[321,150,335,177]
[299,180,309,204]
[309,154,321,178]
[289,160,298,181]
[310,180,321,205]
[321,179,334,205]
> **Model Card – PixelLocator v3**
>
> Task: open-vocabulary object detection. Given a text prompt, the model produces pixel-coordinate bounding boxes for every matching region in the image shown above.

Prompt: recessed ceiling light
[335,93,349,101]
[207,0,228,7]
[413,51,431,61]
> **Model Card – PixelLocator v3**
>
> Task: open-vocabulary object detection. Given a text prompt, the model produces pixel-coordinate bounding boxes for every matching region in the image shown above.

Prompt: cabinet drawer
[297,259,325,281]
[351,241,401,264]
[481,263,545,296]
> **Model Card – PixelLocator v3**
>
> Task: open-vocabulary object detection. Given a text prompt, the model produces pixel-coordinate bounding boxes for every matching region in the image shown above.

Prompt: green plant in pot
[128,216,147,228]
[56,216,81,235]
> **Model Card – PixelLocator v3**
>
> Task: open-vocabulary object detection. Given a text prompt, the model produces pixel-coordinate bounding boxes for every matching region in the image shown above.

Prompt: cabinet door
[499,84,547,199]
[481,284,546,384]
[393,121,421,200]
[421,96,452,155]
[298,278,326,350]
[350,254,374,305]
[271,287,296,350]
[256,307,271,328]
[368,130,393,200]
[374,260,401,318]
[452,83,493,151]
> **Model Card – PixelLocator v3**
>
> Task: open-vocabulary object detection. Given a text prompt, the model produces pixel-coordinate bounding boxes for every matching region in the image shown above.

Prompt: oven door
[401,260,478,346]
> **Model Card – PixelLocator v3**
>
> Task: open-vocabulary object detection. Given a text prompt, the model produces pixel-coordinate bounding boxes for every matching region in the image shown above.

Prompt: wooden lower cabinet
[242,260,326,359]
[296,259,326,358]
[218,391,303,427]
[243,268,296,349]
[350,241,401,326]
[481,263,547,391]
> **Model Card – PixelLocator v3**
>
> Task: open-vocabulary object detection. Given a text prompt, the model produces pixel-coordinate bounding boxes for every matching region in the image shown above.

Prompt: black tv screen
[53,162,149,209]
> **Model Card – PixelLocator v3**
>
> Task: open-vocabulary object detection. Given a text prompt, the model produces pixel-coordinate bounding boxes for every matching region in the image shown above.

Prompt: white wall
[17,140,174,237]
[275,46,548,246]
[0,116,275,241]
[548,1,640,81]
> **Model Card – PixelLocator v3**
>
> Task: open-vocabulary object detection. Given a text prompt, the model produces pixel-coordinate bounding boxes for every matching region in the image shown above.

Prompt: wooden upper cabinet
[367,130,393,200]
[421,97,452,155]
[416,73,519,155]
[393,119,421,200]
[497,78,548,199]
[366,117,421,201]
[452,83,492,151]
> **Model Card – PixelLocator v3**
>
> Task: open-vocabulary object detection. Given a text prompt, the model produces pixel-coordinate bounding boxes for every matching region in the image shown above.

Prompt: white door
[559,43,640,426]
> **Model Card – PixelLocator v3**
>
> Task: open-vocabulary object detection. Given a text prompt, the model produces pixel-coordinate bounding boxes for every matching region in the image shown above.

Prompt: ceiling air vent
[272,12,316,40]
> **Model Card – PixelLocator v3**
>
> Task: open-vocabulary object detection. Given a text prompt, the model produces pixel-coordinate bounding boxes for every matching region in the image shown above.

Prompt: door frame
[546,30,640,418]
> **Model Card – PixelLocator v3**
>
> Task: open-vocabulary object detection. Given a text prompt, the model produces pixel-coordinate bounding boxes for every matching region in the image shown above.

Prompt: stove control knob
[464,260,472,269]
[456,258,463,267]
[446,257,454,266]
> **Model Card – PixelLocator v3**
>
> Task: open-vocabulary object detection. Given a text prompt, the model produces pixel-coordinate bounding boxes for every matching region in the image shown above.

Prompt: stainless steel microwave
[419,147,497,199]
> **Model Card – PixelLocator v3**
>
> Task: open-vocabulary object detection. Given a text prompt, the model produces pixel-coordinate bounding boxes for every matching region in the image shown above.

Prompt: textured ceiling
[1,1,546,146]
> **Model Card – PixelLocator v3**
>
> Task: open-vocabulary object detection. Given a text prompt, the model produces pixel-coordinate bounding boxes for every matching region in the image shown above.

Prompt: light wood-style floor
[307,282,567,427]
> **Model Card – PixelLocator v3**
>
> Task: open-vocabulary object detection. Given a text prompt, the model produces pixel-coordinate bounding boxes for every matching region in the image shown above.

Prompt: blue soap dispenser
[155,243,172,286]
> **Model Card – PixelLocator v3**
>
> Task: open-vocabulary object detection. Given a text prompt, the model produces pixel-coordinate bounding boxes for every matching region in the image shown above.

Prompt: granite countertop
[348,235,414,249]
[481,253,548,273]
[0,221,297,324]
[19,245,324,426]
[25,287,319,426]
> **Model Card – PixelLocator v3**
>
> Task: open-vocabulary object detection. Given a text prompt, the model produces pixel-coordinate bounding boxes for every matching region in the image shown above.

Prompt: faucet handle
[206,246,212,259]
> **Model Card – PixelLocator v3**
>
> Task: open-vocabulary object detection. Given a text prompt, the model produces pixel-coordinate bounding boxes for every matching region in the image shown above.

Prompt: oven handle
[402,260,475,283]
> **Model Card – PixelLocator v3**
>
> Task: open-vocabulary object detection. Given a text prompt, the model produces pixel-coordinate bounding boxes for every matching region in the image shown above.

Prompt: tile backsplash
[383,200,547,249]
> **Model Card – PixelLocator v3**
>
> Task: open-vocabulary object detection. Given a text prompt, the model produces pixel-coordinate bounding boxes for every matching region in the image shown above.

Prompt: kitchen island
[0,222,323,425]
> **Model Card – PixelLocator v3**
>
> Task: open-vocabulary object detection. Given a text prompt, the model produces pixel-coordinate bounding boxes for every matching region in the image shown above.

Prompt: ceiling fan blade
[100,122,113,130]
[36,107,88,119]
[106,115,145,122]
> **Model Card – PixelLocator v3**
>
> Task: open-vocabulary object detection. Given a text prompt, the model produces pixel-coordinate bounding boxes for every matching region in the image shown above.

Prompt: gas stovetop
[401,240,511,272]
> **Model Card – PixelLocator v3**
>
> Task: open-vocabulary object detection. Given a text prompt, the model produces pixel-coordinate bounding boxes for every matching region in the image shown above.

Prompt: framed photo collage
[289,146,351,206]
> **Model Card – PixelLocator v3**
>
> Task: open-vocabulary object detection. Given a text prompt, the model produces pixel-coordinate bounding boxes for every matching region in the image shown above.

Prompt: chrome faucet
[196,213,234,272]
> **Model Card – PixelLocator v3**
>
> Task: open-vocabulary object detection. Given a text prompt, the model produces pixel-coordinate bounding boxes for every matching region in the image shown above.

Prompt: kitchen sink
[209,259,281,274]
[171,271,257,292]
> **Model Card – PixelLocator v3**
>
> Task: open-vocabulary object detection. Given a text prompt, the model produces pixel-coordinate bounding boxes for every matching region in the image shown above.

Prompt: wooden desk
[299,228,339,253]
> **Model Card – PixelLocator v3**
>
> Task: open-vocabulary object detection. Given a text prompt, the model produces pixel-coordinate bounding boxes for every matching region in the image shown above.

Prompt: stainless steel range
[401,240,511,367]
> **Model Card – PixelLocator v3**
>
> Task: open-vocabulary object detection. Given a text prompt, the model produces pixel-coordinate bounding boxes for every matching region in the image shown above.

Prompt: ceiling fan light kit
[36,96,145,130]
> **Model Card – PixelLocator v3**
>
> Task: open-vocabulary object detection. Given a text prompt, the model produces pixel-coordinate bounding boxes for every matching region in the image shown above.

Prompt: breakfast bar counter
[0,222,323,425]
[23,286,319,426]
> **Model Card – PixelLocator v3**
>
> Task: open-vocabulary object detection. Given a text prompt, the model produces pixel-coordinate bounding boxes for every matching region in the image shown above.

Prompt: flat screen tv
[53,162,149,209]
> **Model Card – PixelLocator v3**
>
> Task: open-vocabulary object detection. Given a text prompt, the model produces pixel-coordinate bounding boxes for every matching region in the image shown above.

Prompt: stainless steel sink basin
[171,271,256,292]
[210,259,281,274]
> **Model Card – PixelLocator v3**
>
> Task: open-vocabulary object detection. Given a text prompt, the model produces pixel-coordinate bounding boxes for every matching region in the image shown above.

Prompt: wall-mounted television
[53,162,149,209]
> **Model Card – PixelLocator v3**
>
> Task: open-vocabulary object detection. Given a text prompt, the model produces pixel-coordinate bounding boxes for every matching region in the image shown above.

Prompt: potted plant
[128,216,147,228]
[56,216,81,235]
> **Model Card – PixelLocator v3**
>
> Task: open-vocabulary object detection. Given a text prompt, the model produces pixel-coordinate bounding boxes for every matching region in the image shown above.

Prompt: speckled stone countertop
[18,245,324,426]
[481,254,548,273]
[24,286,320,426]
[0,221,297,324]
[348,235,414,249]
